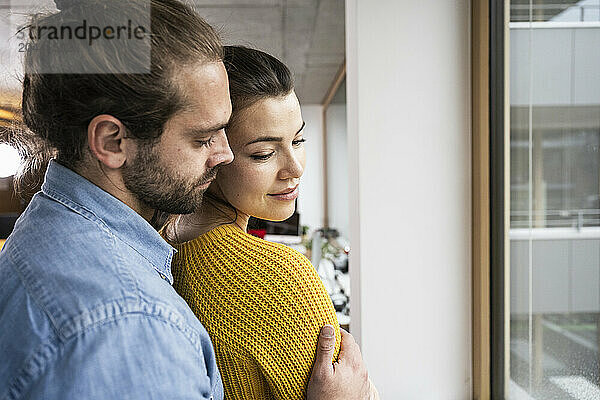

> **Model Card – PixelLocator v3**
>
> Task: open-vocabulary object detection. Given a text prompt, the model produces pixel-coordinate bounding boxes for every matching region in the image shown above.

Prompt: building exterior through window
[508,1,600,398]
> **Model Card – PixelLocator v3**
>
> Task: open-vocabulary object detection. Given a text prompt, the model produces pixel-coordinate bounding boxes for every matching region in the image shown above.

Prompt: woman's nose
[278,152,304,180]
[207,130,234,168]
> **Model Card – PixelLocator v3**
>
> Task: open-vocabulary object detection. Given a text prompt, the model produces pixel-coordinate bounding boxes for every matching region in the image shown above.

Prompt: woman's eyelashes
[249,138,306,161]
[250,152,275,161]
[292,137,306,146]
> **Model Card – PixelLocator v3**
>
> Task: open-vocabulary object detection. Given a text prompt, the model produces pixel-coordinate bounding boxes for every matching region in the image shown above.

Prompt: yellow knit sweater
[170,224,341,400]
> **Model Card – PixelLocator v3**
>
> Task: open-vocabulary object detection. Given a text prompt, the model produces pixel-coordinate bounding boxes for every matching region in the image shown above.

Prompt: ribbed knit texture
[170,224,341,400]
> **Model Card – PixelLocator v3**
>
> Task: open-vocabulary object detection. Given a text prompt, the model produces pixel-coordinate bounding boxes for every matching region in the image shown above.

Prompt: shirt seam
[7,247,64,338]
[6,225,131,339]
[41,188,111,234]
[0,337,60,400]
[1,307,211,400]
[8,243,179,341]
[42,188,173,281]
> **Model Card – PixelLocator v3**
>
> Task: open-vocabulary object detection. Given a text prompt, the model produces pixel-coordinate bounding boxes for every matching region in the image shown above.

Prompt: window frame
[472,0,508,398]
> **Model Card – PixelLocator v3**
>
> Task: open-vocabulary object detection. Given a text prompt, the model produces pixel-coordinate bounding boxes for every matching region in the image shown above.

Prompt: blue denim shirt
[0,161,223,400]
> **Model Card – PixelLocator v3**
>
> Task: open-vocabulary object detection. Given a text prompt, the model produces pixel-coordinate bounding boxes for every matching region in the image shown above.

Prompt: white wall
[326,104,350,239]
[346,0,472,398]
[297,105,324,232]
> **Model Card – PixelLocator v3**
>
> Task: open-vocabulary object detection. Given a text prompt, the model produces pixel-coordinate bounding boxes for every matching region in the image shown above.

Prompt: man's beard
[122,141,218,215]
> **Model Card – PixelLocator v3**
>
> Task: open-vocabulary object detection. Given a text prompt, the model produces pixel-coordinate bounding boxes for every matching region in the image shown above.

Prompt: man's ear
[87,114,129,169]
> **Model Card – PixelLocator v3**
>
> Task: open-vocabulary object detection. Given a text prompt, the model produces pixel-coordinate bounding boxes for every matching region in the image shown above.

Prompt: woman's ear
[87,114,129,169]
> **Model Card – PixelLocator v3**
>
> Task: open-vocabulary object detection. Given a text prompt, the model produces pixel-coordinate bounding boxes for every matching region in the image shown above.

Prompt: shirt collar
[41,160,175,284]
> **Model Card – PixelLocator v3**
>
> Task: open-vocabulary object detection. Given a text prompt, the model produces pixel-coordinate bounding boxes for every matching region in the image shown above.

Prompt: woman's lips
[268,186,299,201]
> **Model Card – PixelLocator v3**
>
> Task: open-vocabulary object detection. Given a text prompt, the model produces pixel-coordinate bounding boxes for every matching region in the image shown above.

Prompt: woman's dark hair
[223,45,294,127]
[13,0,222,198]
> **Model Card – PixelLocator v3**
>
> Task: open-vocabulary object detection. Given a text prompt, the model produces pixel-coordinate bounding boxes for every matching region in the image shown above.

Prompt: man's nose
[207,130,234,168]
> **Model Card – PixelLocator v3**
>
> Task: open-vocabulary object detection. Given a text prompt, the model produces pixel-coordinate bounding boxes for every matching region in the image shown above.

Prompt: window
[502,1,600,398]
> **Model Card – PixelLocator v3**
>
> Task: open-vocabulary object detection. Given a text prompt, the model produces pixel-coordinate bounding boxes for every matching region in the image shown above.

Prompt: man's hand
[306,325,371,400]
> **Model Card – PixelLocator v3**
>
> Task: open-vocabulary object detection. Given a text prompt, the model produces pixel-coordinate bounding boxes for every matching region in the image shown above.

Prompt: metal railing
[511,3,600,22]
[510,209,600,229]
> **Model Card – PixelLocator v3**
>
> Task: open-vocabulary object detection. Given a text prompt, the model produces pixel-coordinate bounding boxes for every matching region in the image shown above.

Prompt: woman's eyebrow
[245,136,282,146]
[245,122,306,147]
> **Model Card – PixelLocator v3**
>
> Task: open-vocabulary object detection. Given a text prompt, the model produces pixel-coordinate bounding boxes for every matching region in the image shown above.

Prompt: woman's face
[213,91,306,221]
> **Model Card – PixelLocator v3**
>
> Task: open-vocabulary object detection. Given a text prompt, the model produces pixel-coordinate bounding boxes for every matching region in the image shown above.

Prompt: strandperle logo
[17,19,147,48]
[8,0,152,74]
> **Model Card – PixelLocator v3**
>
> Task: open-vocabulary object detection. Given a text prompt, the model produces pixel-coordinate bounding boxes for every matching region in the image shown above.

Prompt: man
[0,0,371,398]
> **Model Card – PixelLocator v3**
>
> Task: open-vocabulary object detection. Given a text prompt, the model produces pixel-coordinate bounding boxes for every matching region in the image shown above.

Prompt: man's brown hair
[14,0,222,196]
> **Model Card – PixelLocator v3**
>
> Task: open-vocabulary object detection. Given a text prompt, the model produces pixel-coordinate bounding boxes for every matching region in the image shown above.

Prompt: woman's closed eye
[249,137,305,161]
[292,138,306,146]
[250,151,275,161]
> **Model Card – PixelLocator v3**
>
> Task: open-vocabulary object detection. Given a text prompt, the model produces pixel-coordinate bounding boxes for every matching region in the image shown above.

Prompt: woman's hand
[306,325,371,400]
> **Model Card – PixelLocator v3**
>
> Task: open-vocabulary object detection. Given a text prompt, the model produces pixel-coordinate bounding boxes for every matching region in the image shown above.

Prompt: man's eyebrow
[187,121,230,135]
[245,122,306,146]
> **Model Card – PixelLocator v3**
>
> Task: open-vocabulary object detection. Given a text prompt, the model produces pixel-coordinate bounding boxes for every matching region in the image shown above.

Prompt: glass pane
[509,1,600,398]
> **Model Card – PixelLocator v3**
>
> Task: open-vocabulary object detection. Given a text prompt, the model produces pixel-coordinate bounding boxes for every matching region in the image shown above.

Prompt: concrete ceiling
[0,0,345,106]
[191,0,345,104]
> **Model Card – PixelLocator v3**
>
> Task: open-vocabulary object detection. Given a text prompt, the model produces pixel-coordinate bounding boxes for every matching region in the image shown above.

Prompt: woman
[164,46,342,399]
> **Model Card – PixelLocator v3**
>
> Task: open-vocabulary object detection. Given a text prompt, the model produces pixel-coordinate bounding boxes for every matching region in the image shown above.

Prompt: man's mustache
[199,166,219,186]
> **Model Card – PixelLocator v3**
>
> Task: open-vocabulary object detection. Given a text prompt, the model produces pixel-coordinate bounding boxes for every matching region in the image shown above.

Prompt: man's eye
[196,136,215,147]
[250,152,274,161]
